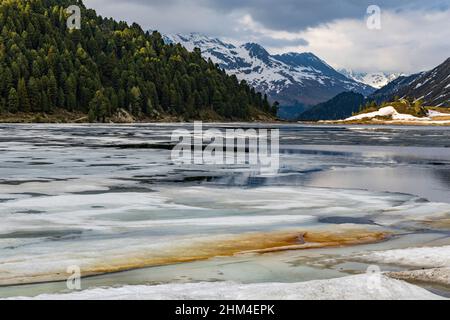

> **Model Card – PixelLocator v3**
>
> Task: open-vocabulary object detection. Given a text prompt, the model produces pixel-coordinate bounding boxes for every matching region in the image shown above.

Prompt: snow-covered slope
[394,57,450,107]
[164,33,375,107]
[339,69,403,89]
[368,73,424,104]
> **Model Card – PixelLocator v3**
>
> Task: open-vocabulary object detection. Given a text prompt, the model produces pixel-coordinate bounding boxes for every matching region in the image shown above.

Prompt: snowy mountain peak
[282,52,321,61]
[164,33,237,51]
[164,33,375,107]
[339,69,403,89]
[243,43,270,61]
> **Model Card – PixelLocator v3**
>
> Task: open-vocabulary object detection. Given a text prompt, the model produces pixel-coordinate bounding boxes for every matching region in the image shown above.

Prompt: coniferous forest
[0,0,277,122]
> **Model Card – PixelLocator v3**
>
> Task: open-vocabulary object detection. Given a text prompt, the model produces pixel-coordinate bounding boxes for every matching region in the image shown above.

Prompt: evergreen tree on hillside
[0,0,277,121]
[17,77,30,112]
[8,88,18,113]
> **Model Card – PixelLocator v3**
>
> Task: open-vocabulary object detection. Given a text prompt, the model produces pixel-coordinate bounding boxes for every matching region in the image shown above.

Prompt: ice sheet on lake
[1,124,450,297]
[1,185,449,286]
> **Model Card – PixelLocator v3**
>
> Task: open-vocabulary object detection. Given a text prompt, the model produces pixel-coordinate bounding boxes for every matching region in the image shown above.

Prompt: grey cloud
[257,37,309,48]
[93,0,449,31]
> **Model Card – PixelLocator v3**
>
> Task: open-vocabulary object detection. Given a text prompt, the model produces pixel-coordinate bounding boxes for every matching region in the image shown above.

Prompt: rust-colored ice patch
[245,229,389,254]
[87,229,389,274]
[0,228,390,286]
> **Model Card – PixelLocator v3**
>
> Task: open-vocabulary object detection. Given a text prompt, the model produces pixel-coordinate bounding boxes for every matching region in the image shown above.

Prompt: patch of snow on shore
[428,110,450,118]
[345,106,428,121]
[344,106,450,123]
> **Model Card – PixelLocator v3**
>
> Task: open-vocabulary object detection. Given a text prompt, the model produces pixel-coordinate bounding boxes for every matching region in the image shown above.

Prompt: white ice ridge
[355,245,450,269]
[8,274,444,300]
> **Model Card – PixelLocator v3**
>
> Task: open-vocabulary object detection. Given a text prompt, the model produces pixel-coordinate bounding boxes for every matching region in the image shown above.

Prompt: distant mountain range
[164,33,449,121]
[338,69,403,89]
[164,33,375,114]
[297,57,450,121]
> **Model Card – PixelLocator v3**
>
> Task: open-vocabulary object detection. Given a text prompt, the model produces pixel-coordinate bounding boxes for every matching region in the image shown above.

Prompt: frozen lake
[0,124,449,299]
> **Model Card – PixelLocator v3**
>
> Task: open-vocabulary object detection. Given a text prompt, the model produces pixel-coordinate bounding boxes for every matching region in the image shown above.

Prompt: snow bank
[388,267,450,286]
[355,245,450,269]
[351,246,450,287]
[8,274,444,300]
[346,106,398,121]
[344,106,450,123]
[428,110,450,118]
[346,106,428,121]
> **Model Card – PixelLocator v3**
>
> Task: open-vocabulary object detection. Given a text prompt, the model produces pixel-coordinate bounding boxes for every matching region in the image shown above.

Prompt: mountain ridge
[164,33,376,111]
[392,57,450,107]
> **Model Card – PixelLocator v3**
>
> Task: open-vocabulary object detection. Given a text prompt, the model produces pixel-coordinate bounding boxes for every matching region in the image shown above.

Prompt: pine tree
[0,98,5,114]
[88,90,110,123]
[47,72,58,110]
[28,77,40,112]
[130,86,142,116]
[8,88,18,113]
[17,78,31,112]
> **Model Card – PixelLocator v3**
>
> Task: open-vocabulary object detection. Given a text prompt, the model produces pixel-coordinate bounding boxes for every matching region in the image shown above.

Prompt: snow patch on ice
[355,245,450,269]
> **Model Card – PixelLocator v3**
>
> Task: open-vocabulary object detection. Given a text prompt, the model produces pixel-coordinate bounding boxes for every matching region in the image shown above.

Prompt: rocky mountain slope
[368,73,424,104]
[391,58,450,107]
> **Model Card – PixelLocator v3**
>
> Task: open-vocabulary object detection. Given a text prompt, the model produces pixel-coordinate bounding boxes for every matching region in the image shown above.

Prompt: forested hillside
[0,0,276,122]
[298,92,365,121]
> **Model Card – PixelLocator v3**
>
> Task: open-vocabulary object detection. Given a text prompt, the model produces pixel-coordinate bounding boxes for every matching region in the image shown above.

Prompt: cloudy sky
[84,0,450,74]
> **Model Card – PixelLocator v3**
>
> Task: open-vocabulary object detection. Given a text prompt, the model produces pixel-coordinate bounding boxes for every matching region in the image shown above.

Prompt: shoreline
[0,108,278,125]
[2,120,450,126]
[316,120,450,126]
[1,116,450,126]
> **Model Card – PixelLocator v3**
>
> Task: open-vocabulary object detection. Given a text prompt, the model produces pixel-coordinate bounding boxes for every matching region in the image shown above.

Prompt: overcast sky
[84,0,450,74]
